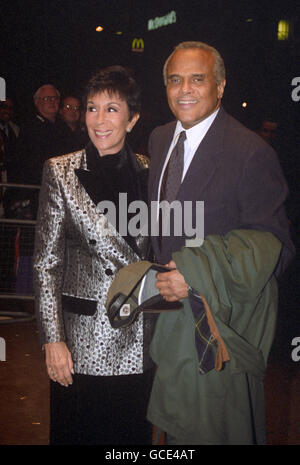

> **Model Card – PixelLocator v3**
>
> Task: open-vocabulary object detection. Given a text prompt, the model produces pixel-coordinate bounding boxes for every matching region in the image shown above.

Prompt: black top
[78,141,147,255]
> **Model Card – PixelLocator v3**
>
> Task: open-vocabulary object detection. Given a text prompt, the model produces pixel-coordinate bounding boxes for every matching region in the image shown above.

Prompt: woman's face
[85,91,139,156]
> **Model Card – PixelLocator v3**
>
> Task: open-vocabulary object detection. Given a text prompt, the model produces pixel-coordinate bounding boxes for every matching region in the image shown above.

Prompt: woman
[34,66,154,445]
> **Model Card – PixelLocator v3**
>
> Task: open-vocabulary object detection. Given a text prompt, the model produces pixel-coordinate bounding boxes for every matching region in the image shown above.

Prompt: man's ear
[217,79,226,100]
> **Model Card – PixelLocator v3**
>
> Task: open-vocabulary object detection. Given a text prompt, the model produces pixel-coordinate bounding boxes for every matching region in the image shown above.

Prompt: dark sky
[1,0,299,134]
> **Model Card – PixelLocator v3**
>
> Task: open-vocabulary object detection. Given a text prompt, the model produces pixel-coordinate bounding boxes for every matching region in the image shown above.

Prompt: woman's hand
[155,260,189,302]
[44,341,74,387]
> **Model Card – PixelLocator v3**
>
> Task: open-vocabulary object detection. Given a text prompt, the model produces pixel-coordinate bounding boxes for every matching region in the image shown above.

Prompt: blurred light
[96,26,104,32]
[116,31,122,35]
[246,18,253,22]
[242,102,247,108]
[277,20,290,40]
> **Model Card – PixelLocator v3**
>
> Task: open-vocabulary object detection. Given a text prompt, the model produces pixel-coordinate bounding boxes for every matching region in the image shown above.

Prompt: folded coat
[147,229,281,444]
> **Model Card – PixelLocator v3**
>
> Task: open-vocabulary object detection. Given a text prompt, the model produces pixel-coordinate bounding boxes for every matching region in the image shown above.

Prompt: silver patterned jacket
[33,146,154,376]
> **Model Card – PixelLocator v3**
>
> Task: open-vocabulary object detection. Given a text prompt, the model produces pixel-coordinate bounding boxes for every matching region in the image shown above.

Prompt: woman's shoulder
[135,153,150,169]
[47,148,86,170]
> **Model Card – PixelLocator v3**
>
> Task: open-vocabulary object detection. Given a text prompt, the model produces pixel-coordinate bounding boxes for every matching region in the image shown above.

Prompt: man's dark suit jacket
[148,106,295,275]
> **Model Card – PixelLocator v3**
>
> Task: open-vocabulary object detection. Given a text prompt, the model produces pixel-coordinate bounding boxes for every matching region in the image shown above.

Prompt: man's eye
[192,76,204,83]
[168,77,181,85]
[107,106,117,112]
[87,106,96,112]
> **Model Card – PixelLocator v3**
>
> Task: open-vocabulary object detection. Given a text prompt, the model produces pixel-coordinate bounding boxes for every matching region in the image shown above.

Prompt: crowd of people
[0,40,297,446]
[0,86,88,186]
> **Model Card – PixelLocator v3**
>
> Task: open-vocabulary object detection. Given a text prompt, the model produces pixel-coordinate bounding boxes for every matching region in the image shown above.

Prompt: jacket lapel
[74,144,148,257]
[149,123,176,258]
[150,123,176,204]
[177,107,226,202]
[75,168,108,206]
[151,109,227,260]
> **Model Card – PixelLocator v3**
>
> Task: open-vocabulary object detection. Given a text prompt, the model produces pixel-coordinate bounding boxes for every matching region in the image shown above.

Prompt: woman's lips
[94,129,112,138]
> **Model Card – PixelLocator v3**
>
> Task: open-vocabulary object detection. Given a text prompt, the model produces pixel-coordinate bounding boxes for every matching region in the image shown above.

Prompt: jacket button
[105,268,113,276]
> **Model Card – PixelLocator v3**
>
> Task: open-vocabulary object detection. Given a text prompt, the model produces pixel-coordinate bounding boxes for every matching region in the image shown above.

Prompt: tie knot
[177,131,186,145]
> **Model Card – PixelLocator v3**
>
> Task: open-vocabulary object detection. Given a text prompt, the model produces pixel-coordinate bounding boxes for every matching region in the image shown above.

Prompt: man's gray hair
[33,84,60,100]
[163,41,226,86]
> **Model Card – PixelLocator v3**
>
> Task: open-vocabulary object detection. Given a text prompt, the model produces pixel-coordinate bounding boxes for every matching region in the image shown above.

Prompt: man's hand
[155,260,189,301]
[44,341,74,387]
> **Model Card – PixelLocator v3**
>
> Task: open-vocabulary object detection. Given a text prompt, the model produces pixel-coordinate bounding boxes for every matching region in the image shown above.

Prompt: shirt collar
[174,107,220,151]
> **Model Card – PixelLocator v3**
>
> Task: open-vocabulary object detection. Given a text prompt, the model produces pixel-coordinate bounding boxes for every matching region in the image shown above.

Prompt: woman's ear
[127,113,140,132]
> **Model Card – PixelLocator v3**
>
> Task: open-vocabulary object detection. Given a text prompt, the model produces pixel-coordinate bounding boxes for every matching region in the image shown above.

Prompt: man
[59,95,81,131]
[0,97,20,182]
[256,118,278,147]
[34,84,60,123]
[59,95,88,151]
[13,84,72,186]
[147,42,295,445]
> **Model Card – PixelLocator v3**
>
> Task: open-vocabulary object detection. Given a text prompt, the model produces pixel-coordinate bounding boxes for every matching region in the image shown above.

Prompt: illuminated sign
[277,20,290,40]
[132,38,144,53]
[148,10,176,31]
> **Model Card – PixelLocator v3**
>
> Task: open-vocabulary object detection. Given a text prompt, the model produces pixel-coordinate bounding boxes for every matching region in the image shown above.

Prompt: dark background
[1,0,299,147]
[0,1,299,421]
[2,0,298,229]
[0,4,299,441]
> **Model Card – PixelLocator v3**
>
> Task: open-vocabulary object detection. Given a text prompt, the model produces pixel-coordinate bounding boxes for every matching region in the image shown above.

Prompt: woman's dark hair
[84,66,141,120]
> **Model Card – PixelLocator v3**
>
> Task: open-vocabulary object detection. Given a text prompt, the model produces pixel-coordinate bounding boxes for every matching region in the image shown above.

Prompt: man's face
[166,48,226,129]
[0,98,14,123]
[34,85,60,121]
[257,121,278,145]
[60,97,81,126]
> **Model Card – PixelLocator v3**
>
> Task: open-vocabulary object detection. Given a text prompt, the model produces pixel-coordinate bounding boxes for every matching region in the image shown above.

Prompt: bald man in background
[14,84,72,185]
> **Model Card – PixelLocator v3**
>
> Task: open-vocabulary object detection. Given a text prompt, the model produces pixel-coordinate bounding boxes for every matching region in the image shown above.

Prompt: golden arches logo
[132,38,144,53]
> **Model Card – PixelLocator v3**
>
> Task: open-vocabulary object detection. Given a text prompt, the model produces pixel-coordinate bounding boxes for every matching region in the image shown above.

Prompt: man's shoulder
[19,114,53,136]
[220,108,275,155]
[150,120,176,140]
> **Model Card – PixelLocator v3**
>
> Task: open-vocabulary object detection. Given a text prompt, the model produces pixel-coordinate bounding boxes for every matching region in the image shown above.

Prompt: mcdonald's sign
[132,38,144,53]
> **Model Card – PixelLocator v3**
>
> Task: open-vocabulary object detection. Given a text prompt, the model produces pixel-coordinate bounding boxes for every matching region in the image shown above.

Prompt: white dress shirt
[157,108,220,202]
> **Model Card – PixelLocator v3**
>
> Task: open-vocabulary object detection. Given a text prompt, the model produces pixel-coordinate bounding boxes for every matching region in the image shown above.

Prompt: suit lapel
[150,124,176,203]
[70,150,104,225]
[177,107,226,202]
[149,123,176,258]
[75,168,109,207]
[151,109,227,260]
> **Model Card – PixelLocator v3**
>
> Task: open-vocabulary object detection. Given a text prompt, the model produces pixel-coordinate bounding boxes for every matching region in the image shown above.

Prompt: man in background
[0,97,19,182]
[59,95,88,151]
[14,84,71,185]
